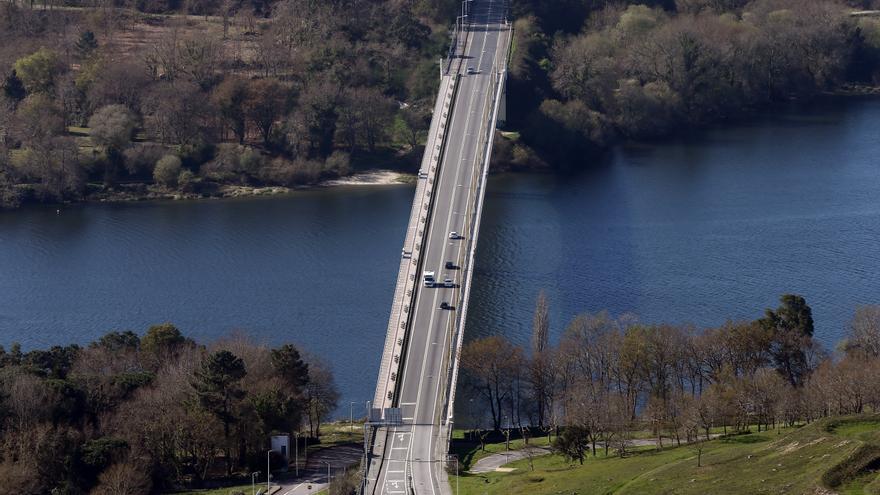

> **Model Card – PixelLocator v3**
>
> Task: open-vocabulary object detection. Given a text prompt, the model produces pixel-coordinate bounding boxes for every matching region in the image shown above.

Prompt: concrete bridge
[362,0,511,493]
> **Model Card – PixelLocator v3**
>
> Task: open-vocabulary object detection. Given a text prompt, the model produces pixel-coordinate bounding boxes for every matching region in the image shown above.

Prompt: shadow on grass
[719,433,770,445]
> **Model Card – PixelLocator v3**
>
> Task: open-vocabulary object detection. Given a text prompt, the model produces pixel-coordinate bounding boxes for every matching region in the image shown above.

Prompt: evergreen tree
[75,30,98,59]
[271,344,309,394]
[3,70,26,101]
[193,350,246,475]
[759,294,815,387]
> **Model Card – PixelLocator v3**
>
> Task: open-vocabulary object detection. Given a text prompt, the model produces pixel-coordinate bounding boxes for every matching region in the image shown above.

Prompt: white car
[449,231,461,240]
[466,67,477,75]
[443,278,454,288]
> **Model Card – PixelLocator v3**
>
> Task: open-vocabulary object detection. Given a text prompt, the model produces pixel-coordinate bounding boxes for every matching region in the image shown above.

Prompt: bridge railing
[443,22,513,432]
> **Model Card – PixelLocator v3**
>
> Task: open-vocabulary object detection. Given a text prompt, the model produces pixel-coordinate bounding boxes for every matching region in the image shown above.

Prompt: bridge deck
[367,0,510,493]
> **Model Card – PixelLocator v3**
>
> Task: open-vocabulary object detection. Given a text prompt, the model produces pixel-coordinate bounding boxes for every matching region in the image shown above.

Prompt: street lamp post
[251,471,260,495]
[350,401,358,438]
[323,461,332,485]
[294,432,299,477]
[447,455,459,495]
[266,450,272,494]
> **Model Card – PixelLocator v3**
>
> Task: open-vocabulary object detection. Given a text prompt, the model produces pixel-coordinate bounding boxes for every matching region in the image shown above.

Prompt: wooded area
[460,294,880,464]
[504,0,880,165]
[0,0,458,208]
[0,325,338,494]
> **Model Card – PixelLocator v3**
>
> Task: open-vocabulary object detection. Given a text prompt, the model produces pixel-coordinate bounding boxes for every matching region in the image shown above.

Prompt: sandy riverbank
[320,169,407,187]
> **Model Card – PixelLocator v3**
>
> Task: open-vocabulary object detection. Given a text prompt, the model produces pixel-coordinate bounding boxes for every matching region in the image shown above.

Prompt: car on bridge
[449,231,462,240]
[423,271,436,287]
[445,261,457,269]
[443,277,455,288]
[440,301,451,310]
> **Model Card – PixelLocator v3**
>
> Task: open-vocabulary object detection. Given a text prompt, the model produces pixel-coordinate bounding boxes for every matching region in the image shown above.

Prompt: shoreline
[16,169,413,210]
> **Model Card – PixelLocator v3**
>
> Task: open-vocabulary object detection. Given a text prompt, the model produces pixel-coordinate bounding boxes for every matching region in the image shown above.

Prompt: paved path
[275,444,363,495]
[469,447,551,473]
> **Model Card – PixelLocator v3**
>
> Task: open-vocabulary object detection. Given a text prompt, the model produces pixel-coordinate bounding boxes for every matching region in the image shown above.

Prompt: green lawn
[450,429,553,471]
[173,484,260,495]
[450,416,880,495]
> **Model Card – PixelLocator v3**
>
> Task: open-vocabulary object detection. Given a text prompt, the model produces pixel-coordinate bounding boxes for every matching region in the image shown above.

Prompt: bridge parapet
[442,20,513,435]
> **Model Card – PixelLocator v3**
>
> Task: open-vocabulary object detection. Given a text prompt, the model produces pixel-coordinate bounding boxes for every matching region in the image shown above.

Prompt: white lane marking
[379,1,503,492]
[422,1,499,493]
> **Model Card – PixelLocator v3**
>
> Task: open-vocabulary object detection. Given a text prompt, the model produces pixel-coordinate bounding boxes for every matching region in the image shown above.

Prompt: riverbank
[8,169,410,210]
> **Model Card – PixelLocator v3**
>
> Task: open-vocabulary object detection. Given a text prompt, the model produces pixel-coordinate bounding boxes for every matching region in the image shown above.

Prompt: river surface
[2,97,880,414]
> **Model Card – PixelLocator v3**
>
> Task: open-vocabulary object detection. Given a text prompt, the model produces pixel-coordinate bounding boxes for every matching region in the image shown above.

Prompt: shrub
[325,151,351,177]
[123,144,166,176]
[178,169,196,192]
[153,155,182,187]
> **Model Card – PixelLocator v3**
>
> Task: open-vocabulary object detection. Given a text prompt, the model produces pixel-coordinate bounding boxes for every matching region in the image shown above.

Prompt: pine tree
[3,70,26,101]
[75,30,98,59]
[193,350,246,475]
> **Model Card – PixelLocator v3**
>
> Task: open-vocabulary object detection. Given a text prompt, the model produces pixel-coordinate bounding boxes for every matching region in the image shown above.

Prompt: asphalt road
[370,1,507,493]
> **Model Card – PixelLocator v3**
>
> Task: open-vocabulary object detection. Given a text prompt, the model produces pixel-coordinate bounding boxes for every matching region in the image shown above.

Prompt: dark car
[440,302,450,310]
[445,261,456,270]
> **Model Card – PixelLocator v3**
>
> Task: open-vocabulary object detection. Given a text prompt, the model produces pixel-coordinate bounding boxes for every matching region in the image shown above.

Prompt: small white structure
[271,434,291,466]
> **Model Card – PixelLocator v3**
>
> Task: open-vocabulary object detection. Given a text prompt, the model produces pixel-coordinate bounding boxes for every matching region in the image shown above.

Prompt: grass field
[450,416,880,495]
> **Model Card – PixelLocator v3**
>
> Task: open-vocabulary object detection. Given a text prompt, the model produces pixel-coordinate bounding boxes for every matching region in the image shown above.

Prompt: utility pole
[266,450,271,494]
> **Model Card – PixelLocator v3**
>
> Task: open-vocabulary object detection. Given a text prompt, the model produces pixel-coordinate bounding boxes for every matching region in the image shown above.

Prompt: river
[2,96,879,414]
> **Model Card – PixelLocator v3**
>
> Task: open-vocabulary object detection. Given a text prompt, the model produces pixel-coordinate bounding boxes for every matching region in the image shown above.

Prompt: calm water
[2,97,880,413]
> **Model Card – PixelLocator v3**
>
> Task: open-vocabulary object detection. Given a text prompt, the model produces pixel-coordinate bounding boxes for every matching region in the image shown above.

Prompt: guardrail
[443,23,512,431]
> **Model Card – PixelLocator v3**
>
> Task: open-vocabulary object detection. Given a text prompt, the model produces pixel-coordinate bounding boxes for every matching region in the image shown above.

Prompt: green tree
[759,294,815,387]
[271,344,309,393]
[91,331,140,352]
[14,49,63,95]
[3,70,26,101]
[141,323,191,366]
[554,425,590,464]
[192,350,247,475]
[75,31,99,59]
[153,154,182,187]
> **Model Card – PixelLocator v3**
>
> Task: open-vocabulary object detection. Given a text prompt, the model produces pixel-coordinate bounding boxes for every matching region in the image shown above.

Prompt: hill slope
[454,416,880,495]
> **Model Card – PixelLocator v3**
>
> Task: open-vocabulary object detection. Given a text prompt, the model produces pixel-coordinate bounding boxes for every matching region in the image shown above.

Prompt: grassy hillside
[452,416,880,495]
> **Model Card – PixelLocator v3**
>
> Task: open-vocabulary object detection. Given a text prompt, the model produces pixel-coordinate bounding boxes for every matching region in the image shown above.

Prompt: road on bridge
[368,0,509,493]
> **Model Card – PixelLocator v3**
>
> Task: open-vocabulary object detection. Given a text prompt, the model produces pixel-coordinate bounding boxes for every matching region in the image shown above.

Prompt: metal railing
[443,20,513,433]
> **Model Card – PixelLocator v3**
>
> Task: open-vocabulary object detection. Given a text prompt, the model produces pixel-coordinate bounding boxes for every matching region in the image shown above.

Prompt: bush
[257,157,323,186]
[178,169,196,192]
[325,151,351,177]
[153,155,182,187]
[123,144,166,176]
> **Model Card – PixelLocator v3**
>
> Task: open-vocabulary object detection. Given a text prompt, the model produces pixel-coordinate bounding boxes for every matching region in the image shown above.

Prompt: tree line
[460,293,880,463]
[0,324,339,494]
[0,0,456,208]
[502,0,880,165]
